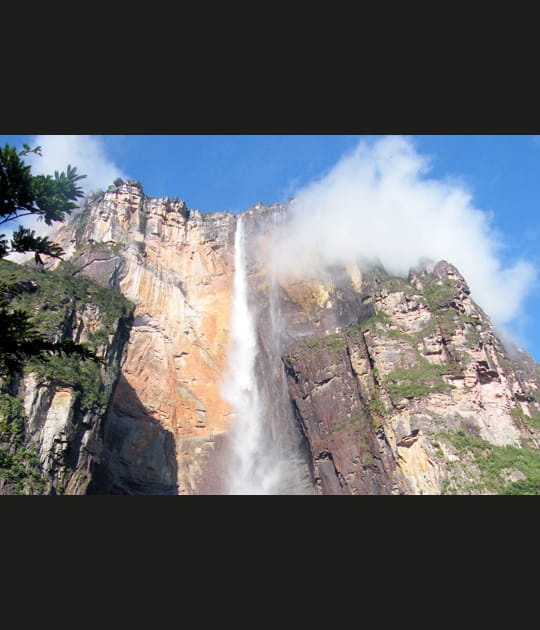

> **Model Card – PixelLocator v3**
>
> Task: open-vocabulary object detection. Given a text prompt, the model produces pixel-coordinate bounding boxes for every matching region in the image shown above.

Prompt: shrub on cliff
[0,143,101,380]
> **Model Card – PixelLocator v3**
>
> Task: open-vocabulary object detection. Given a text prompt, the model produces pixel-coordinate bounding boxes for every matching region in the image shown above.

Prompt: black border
[2,89,536,572]
[3,77,539,136]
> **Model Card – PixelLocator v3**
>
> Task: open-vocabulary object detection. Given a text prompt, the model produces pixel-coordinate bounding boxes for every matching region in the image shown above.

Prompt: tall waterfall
[222,214,312,495]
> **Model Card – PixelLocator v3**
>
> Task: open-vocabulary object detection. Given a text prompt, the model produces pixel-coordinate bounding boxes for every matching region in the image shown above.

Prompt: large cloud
[26,134,129,195]
[273,135,536,328]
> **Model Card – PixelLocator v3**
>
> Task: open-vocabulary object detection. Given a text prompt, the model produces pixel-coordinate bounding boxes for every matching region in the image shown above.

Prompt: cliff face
[277,261,540,494]
[11,180,539,495]
[0,261,132,494]
[50,181,237,493]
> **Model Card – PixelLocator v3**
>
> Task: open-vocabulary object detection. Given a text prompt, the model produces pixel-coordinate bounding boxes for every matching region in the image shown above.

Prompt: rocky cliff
[0,260,132,494]
[242,207,540,494]
[46,180,238,493]
[2,179,539,494]
[278,261,540,494]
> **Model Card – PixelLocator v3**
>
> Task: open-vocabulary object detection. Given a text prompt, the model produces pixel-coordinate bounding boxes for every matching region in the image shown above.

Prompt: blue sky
[1,133,539,363]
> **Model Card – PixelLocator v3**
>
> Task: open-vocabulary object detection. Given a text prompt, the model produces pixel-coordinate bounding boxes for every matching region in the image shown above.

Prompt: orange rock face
[53,181,238,493]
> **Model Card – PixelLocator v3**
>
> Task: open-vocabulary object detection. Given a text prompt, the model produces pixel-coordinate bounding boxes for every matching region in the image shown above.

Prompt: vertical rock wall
[52,181,238,493]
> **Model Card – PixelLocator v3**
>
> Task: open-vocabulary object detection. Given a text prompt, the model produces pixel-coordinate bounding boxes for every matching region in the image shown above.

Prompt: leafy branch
[0,143,105,380]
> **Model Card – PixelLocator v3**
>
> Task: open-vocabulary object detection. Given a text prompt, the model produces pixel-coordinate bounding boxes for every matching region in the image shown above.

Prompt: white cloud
[26,134,129,195]
[272,135,537,328]
[4,134,129,261]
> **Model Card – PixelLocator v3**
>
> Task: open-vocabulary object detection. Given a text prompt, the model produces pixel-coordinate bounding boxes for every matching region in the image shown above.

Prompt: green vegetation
[0,259,132,334]
[367,394,386,430]
[510,406,540,432]
[31,355,109,413]
[0,392,25,439]
[386,327,415,341]
[351,309,391,331]
[379,276,416,294]
[354,270,483,354]
[0,143,121,492]
[0,143,86,257]
[384,361,457,400]
[0,256,133,491]
[325,413,365,437]
[0,443,46,494]
[297,333,347,361]
[422,277,483,347]
[89,240,123,255]
[504,478,540,495]
[76,240,125,257]
[322,413,373,463]
[0,142,105,379]
[0,270,102,378]
[368,394,386,418]
[440,478,452,494]
[0,262,132,491]
[0,258,132,413]
[440,429,540,495]
[422,278,457,311]
[0,392,46,494]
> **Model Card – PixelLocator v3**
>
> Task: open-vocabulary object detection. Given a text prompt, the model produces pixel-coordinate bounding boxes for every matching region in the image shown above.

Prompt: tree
[0,143,101,379]
[0,143,85,262]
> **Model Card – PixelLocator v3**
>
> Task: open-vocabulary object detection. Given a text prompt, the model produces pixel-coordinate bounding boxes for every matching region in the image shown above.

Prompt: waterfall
[223,215,277,494]
[222,214,312,495]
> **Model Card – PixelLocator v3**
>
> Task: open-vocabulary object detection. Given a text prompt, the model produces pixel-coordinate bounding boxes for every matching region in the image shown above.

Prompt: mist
[273,135,536,329]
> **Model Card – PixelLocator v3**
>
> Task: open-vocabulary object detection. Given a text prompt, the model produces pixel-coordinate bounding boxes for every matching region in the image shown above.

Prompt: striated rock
[283,330,407,494]
[278,259,540,494]
[50,181,237,493]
